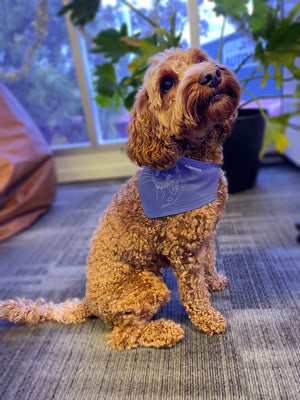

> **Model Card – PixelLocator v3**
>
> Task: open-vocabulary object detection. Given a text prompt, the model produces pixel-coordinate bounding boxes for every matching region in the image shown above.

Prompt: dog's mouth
[189,78,240,126]
[210,93,224,104]
[196,91,227,116]
[210,86,235,104]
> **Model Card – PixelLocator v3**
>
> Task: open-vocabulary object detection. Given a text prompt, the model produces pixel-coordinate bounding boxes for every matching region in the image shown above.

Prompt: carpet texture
[0,162,299,400]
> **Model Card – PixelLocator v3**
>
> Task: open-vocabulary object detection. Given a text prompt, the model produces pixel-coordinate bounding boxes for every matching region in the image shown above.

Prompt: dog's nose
[199,67,222,88]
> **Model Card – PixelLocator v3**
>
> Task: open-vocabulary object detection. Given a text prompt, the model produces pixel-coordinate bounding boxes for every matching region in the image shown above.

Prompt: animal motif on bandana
[142,164,185,207]
[138,158,221,218]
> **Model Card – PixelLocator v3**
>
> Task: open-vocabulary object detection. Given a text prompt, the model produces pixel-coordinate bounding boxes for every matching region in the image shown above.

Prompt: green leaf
[95,91,121,110]
[209,0,248,18]
[57,0,100,27]
[124,91,137,111]
[165,7,183,47]
[261,69,270,88]
[94,63,117,97]
[92,24,141,63]
[95,63,116,82]
[250,0,278,39]
[260,115,291,157]
[253,3,300,86]
[286,2,300,23]
[131,39,161,65]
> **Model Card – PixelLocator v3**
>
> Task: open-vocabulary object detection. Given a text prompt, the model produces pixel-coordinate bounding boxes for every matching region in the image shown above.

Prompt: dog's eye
[198,58,208,64]
[160,77,175,93]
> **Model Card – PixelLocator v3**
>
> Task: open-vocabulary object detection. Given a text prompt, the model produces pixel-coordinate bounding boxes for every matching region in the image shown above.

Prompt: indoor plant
[210,0,300,191]
[58,0,300,190]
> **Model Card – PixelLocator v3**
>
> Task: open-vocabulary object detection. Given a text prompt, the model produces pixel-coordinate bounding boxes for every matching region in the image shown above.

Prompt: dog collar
[138,157,220,218]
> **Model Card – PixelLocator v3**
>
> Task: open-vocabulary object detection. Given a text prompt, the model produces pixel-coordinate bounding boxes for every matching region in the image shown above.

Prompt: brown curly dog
[0,48,240,349]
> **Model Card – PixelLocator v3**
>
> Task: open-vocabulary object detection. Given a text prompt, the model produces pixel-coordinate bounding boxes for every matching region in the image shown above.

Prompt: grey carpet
[0,162,299,400]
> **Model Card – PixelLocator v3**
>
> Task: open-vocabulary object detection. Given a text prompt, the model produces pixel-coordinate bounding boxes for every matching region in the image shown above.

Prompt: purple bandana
[138,157,220,218]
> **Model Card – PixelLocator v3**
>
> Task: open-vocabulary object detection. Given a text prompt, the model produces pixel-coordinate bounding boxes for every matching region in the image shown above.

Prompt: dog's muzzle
[199,67,222,88]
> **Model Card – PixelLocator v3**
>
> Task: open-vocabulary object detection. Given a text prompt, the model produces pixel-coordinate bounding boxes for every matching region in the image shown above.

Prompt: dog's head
[126,47,241,169]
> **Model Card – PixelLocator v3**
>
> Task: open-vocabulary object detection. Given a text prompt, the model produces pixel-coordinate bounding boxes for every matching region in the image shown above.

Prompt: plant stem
[121,0,158,28]
[239,75,265,83]
[240,87,268,119]
[288,123,300,131]
[234,54,252,74]
[217,15,227,62]
[240,92,296,109]
[223,23,244,45]
[239,75,297,86]
[240,67,259,89]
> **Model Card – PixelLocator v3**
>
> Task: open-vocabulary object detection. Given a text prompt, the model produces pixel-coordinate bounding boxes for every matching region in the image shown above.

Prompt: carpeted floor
[0,161,299,400]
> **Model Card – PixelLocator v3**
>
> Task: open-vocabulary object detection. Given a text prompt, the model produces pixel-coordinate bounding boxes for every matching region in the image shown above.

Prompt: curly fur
[0,48,241,349]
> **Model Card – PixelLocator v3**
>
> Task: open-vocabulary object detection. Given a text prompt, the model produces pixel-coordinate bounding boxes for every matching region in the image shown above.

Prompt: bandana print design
[138,157,220,218]
[141,163,186,209]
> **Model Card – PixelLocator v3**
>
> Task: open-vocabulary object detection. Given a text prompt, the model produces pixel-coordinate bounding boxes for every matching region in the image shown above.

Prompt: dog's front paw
[206,273,228,292]
[193,310,227,336]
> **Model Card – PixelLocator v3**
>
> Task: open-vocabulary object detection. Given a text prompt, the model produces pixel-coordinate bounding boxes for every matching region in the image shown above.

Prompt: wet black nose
[199,67,222,88]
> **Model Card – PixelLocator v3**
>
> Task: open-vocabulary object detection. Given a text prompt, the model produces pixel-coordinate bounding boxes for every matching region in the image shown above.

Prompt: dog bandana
[138,157,220,218]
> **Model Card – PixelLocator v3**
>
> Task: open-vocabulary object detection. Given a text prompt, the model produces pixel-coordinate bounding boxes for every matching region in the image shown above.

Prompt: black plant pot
[223,108,265,193]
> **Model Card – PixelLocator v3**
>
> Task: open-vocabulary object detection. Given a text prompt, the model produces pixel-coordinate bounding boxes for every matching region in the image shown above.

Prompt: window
[0,0,193,182]
[2,0,288,181]
[1,0,90,148]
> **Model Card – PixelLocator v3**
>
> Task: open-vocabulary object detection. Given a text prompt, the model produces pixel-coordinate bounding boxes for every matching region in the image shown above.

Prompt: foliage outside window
[0,0,89,147]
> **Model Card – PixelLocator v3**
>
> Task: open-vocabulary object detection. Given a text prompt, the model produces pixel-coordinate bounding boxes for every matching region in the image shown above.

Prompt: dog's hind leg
[203,237,228,291]
[88,268,183,349]
[108,317,184,350]
[137,318,184,348]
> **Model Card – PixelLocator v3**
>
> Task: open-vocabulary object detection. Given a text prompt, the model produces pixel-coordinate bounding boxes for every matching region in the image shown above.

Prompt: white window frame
[54,0,199,182]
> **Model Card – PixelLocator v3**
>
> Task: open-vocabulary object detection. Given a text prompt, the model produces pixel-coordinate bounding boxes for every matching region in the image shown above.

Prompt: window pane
[1,0,89,147]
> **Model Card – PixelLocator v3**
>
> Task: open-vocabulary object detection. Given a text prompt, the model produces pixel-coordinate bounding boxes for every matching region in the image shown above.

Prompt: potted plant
[58,0,300,191]
[210,0,300,192]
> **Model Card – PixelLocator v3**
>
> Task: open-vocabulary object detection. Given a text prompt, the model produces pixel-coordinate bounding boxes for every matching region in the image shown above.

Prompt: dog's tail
[0,297,91,326]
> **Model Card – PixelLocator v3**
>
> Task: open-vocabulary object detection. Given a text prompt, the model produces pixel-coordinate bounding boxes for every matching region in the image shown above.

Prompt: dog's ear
[126,88,181,170]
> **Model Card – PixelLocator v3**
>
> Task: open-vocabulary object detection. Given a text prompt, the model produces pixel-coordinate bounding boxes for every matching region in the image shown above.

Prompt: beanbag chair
[0,83,57,241]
